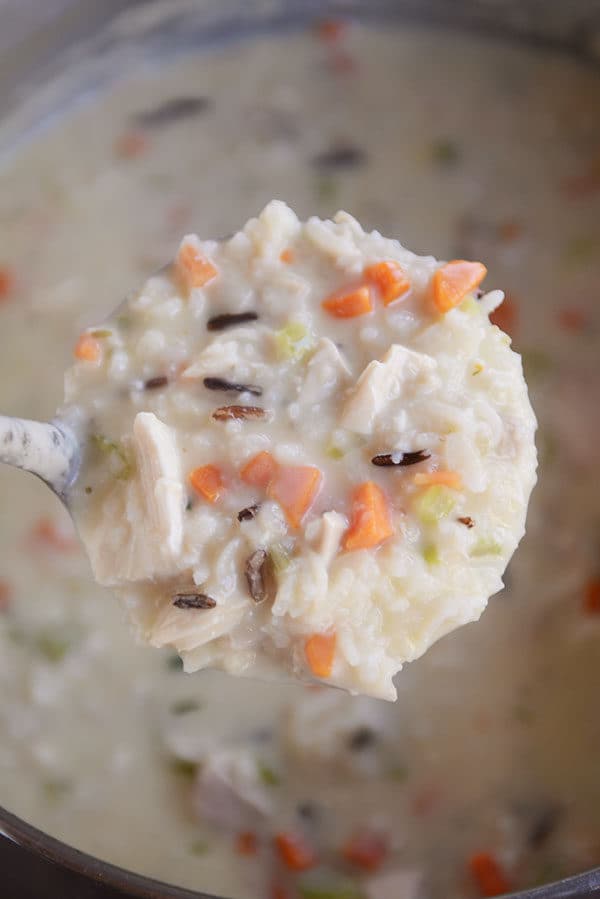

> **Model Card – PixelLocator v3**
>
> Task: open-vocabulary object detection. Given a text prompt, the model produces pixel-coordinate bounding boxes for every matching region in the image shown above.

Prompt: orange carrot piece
[235,831,258,856]
[322,285,373,319]
[31,517,78,553]
[343,481,394,552]
[0,579,12,612]
[557,307,588,334]
[305,631,336,678]
[583,578,600,615]
[432,260,487,313]
[74,334,102,364]
[316,18,347,42]
[342,831,389,872]
[365,261,411,306]
[176,238,218,293]
[189,464,224,503]
[114,130,148,159]
[489,294,518,336]
[0,266,14,301]
[469,852,511,898]
[271,886,290,899]
[240,451,278,489]
[268,465,322,528]
[280,248,295,264]
[414,470,463,490]
[274,832,317,872]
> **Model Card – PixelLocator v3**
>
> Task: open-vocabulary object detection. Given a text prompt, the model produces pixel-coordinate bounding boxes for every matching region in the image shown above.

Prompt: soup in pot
[0,16,598,899]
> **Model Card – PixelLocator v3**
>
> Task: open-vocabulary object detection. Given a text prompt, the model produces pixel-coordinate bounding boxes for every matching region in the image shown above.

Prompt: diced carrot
[497,220,523,243]
[235,831,258,856]
[31,517,78,553]
[469,852,511,898]
[274,832,317,871]
[268,465,322,528]
[414,470,463,490]
[280,248,295,264]
[271,884,290,899]
[557,307,588,333]
[316,18,347,42]
[432,260,487,313]
[365,261,411,306]
[0,579,12,612]
[411,785,442,817]
[176,237,219,293]
[240,451,278,489]
[0,266,14,301]
[562,154,600,200]
[74,334,102,364]
[305,631,336,678]
[322,285,373,319]
[343,481,394,552]
[114,130,148,160]
[189,464,224,503]
[583,578,600,615]
[342,831,388,872]
[331,51,358,75]
[489,294,518,336]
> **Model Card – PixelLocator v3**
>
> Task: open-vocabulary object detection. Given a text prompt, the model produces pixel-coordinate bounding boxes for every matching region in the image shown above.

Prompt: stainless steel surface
[0,415,78,498]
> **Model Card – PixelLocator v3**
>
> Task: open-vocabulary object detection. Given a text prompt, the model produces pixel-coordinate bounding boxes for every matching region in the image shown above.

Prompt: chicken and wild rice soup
[0,15,599,899]
[63,200,536,701]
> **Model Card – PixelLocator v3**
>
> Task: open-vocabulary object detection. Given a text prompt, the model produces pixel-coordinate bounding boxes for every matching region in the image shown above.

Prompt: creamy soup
[0,17,599,899]
[62,200,535,701]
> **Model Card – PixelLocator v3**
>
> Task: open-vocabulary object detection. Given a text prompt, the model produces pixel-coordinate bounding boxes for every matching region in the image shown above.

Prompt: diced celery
[325,444,345,460]
[36,631,72,663]
[170,758,197,779]
[170,699,201,716]
[43,778,71,801]
[414,485,456,525]
[422,543,440,565]
[90,328,113,338]
[189,840,210,856]
[459,294,480,315]
[470,538,503,557]
[269,543,290,574]
[91,433,134,480]
[258,762,280,786]
[274,321,313,361]
[299,877,365,899]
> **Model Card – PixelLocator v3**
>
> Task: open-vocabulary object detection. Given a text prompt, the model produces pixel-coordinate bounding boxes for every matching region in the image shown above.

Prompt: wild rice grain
[172,592,217,610]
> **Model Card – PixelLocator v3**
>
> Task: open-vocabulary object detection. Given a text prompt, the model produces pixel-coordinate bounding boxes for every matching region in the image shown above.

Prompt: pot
[0,2,599,897]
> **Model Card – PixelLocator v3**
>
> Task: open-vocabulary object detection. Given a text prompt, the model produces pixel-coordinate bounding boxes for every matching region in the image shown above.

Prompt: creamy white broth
[0,21,599,899]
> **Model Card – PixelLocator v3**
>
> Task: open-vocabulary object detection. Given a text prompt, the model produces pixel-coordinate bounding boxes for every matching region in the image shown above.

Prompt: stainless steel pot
[0,1,599,897]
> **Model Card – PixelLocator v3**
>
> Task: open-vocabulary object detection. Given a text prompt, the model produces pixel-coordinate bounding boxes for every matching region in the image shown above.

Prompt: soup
[0,16,598,899]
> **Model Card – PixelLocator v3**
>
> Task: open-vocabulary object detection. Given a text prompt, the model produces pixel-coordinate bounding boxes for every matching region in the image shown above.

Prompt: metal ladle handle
[0,415,78,498]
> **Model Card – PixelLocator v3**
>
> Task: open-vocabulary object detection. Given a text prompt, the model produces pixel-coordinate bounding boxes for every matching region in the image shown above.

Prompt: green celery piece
[42,778,71,801]
[91,433,134,480]
[269,543,290,574]
[459,294,480,315]
[189,840,210,856]
[422,543,440,565]
[170,699,201,716]
[299,879,365,899]
[258,762,280,786]
[274,322,313,361]
[325,444,345,460]
[414,485,456,525]
[470,538,503,557]
[36,632,72,663]
[170,758,197,779]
